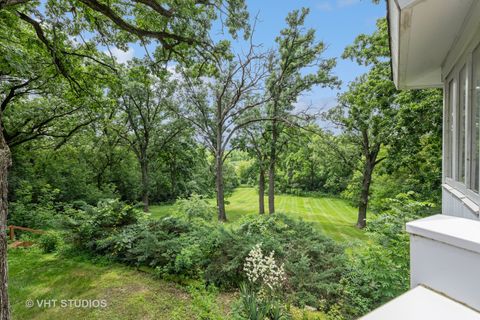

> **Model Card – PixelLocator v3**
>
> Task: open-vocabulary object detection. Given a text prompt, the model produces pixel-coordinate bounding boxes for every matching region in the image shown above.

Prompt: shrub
[39,230,64,253]
[65,199,143,251]
[65,208,346,311]
[234,244,291,320]
[176,194,216,221]
[187,281,224,320]
[9,184,62,230]
[335,193,434,319]
[204,215,346,309]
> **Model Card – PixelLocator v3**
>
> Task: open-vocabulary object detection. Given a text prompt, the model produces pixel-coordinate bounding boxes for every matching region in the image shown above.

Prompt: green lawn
[8,248,326,320]
[8,248,233,320]
[150,187,365,242]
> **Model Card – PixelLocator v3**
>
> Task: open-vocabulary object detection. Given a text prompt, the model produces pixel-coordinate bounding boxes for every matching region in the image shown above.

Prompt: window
[471,46,480,192]
[457,66,466,183]
[446,79,454,178]
[445,44,480,196]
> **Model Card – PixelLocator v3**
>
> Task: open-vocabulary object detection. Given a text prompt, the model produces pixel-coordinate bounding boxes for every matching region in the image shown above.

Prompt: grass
[7,187,361,319]
[150,186,366,242]
[8,248,326,320]
[8,248,232,320]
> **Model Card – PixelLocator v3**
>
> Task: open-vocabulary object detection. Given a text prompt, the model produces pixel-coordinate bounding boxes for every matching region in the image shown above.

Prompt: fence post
[9,225,14,241]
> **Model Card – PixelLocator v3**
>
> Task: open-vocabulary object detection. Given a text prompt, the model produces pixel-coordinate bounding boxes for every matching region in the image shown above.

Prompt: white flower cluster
[244,243,286,291]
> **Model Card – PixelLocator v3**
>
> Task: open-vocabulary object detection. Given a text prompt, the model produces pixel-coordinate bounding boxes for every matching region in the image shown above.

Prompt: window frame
[444,44,480,206]
[457,65,467,184]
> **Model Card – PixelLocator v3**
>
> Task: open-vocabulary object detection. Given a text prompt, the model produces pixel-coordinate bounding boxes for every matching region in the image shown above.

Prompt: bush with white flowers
[244,243,286,291]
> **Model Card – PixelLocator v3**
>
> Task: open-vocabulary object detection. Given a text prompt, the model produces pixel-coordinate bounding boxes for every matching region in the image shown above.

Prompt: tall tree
[327,65,397,228]
[0,13,106,318]
[265,8,338,214]
[112,63,182,212]
[0,115,9,320]
[0,2,251,317]
[235,109,303,214]
[234,110,270,214]
[327,18,441,228]
[179,44,268,221]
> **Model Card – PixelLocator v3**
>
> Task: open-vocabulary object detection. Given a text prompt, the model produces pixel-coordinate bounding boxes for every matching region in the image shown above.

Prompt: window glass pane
[471,46,480,192]
[446,80,454,178]
[457,67,466,183]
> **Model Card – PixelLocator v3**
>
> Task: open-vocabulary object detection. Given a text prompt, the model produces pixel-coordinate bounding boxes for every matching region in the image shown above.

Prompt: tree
[112,63,182,212]
[327,18,442,228]
[234,111,270,214]
[0,2,251,316]
[328,18,395,229]
[235,110,303,214]
[265,8,338,214]
[1,0,250,64]
[0,115,9,320]
[327,65,397,228]
[275,127,355,195]
[0,13,107,318]
[179,43,268,221]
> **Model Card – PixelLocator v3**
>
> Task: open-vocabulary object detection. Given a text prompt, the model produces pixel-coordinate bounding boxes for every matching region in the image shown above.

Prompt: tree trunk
[268,118,277,214]
[258,168,265,214]
[170,155,177,199]
[140,159,149,213]
[268,159,275,214]
[357,160,374,229]
[215,152,226,221]
[0,119,11,320]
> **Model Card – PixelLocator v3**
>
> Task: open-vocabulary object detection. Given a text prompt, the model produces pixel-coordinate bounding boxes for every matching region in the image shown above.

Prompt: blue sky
[237,0,386,112]
[113,0,386,114]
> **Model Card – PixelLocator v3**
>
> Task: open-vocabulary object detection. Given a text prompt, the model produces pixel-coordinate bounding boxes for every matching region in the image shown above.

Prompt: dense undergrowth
[11,191,434,319]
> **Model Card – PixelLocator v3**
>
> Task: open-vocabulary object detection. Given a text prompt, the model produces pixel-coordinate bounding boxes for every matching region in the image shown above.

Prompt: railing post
[9,225,14,241]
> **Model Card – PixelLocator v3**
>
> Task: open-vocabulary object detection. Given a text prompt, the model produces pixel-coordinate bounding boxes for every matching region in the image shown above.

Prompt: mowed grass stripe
[311,198,346,241]
[302,196,328,236]
[150,187,366,242]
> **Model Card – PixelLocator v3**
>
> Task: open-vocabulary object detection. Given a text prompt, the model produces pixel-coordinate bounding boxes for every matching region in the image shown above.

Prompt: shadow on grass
[8,248,198,320]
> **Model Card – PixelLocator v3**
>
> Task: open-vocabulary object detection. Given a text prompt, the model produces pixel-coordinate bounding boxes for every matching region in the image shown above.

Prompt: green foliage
[9,183,63,229]
[235,159,256,185]
[223,161,241,196]
[66,199,142,251]
[335,193,434,319]
[38,230,64,253]
[342,19,389,66]
[64,206,346,310]
[235,283,291,320]
[187,282,224,320]
[276,129,354,195]
[176,194,216,221]
[204,215,346,309]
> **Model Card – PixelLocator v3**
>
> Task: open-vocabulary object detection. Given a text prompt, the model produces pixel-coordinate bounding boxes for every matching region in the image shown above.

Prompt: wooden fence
[8,225,45,241]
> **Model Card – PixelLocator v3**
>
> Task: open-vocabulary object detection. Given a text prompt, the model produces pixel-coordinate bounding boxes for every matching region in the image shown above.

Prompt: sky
[111,0,386,120]
[241,0,386,112]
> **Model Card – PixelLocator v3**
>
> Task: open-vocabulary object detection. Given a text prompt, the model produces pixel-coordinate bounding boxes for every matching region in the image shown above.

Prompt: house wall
[441,0,480,220]
[442,185,478,219]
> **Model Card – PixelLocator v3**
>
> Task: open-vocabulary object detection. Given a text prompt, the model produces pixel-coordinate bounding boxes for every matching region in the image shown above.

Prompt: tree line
[0,1,442,319]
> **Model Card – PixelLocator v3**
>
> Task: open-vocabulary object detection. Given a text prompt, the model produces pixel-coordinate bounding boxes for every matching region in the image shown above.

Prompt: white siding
[442,185,478,220]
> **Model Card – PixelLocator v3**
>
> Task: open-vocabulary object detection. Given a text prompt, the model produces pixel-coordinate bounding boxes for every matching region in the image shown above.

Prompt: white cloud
[317,1,333,11]
[336,0,360,8]
[109,47,135,64]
